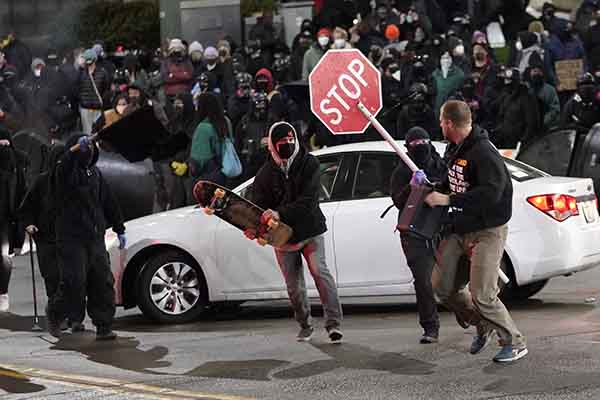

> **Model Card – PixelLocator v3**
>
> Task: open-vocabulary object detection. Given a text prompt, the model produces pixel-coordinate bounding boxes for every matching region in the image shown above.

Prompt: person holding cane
[425,100,528,363]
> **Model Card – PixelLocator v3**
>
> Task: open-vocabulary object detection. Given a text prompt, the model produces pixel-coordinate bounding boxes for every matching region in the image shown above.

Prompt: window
[318,155,343,201]
[353,153,400,199]
[504,158,547,182]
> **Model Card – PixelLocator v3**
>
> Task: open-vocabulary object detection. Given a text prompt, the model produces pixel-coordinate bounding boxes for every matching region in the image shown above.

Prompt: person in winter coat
[561,72,600,131]
[545,22,587,91]
[397,83,439,140]
[249,121,343,343]
[425,100,528,363]
[291,29,313,81]
[0,130,27,312]
[47,135,125,340]
[166,93,196,208]
[493,67,542,148]
[471,43,500,99]
[0,33,32,81]
[432,52,465,118]
[91,93,129,133]
[390,127,447,344]
[189,93,231,187]
[235,91,270,180]
[122,54,148,91]
[0,71,25,135]
[188,41,205,80]
[18,144,64,303]
[302,29,331,80]
[514,32,545,76]
[77,49,111,134]
[526,55,561,133]
[227,72,253,131]
[161,39,194,99]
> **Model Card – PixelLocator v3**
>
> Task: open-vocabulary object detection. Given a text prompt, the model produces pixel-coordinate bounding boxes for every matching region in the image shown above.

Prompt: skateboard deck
[193,180,293,248]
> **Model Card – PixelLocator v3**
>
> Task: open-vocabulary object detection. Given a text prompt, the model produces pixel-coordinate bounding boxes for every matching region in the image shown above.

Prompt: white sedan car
[106,141,600,323]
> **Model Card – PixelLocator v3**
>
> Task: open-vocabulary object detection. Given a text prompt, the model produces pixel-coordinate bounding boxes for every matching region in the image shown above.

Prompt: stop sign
[309,49,382,135]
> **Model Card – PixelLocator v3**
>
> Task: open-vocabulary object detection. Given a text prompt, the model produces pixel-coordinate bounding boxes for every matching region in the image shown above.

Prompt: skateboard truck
[256,218,279,246]
[204,188,227,215]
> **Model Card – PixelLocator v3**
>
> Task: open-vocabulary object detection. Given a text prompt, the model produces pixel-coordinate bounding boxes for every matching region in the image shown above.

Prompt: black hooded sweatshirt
[442,125,513,234]
[251,128,326,244]
[54,135,125,241]
[18,144,65,243]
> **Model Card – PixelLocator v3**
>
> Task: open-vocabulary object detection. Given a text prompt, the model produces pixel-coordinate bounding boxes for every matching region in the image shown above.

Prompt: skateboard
[193,180,293,248]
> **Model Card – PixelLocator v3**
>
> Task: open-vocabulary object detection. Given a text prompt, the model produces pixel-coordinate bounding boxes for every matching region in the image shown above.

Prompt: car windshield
[504,158,547,182]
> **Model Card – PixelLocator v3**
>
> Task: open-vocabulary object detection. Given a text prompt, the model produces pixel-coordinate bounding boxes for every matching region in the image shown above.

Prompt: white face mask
[453,44,465,57]
[318,36,330,47]
[334,38,346,48]
[34,69,42,77]
[441,56,452,78]
[515,40,523,51]
[392,71,401,81]
[414,28,425,42]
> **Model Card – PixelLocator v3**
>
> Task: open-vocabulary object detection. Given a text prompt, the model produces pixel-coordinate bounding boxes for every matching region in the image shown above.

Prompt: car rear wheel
[137,251,208,323]
[498,258,549,301]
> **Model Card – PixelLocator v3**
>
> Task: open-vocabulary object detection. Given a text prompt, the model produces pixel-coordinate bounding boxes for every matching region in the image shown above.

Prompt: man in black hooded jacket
[425,100,527,363]
[390,127,446,344]
[47,135,125,340]
[250,121,343,343]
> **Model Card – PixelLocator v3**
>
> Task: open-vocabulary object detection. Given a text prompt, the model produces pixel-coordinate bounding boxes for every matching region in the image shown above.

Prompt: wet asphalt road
[0,254,599,400]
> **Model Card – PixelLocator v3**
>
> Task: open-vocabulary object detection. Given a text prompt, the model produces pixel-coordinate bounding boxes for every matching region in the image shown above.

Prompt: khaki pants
[432,225,526,348]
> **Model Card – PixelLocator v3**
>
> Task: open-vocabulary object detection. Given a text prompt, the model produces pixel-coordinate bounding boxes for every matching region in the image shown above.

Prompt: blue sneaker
[493,345,528,362]
[470,330,494,355]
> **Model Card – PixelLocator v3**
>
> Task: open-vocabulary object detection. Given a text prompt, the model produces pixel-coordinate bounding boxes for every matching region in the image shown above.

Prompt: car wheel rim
[150,262,201,315]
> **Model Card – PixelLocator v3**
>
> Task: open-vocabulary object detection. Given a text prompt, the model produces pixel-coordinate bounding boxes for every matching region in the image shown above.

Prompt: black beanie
[519,31,538,49]
[405,126,430,143]
[269,121,297,144]
[528,51,544,69]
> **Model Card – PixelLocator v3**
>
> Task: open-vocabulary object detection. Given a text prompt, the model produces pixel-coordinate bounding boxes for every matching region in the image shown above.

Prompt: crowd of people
[1,0,600,347]
[0,2,599,198]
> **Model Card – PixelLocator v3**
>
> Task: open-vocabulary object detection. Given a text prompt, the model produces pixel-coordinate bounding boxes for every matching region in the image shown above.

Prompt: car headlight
[105,231,118,250]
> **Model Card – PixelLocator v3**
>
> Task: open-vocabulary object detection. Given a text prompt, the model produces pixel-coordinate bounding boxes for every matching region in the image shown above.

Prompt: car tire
[504,279,549,301]
[137,251,208,324]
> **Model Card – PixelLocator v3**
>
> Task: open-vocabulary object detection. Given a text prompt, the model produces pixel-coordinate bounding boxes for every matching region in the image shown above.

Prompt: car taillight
[527,194,579,222]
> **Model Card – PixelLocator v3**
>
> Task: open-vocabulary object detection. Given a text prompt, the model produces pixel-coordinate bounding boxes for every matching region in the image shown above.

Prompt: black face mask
[531,74,544,88]
[277,143,295,159]
[408,144,431,165]
[579,84,597,104]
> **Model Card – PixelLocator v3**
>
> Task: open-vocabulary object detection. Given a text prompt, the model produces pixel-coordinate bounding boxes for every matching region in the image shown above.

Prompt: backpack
[220,135,242,178]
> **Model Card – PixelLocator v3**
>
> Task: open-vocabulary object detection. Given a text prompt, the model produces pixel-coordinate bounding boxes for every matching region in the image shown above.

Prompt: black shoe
[96,327,117,341]
[71,322,85,333]
[47,318,64,338]
[60,320,69,331]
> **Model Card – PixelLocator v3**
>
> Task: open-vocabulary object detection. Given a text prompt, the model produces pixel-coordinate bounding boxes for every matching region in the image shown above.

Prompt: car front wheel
[137,251,208,323]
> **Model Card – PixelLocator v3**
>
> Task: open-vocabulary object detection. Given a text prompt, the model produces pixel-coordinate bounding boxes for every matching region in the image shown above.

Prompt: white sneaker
[0,294,9,312]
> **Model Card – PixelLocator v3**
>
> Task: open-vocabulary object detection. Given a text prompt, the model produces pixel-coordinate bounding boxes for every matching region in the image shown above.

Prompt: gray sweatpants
[432,225,526,348]
[274,235,342,330]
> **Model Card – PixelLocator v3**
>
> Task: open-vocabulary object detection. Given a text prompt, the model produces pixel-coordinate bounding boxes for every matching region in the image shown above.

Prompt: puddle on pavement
[0,367,45,394]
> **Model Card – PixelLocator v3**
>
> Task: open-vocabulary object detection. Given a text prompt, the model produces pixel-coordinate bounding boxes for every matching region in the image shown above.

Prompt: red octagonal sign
[309,49,382,135]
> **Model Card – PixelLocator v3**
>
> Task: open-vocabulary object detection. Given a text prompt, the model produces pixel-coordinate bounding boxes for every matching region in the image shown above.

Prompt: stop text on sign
[309,49,382,135]
[320,59,367,125]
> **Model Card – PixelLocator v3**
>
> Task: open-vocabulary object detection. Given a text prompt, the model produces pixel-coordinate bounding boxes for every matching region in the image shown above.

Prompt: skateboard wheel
[267,219,279,229]
[203,208,215,215]
[257,238,268,246]
[214,188,226,198]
